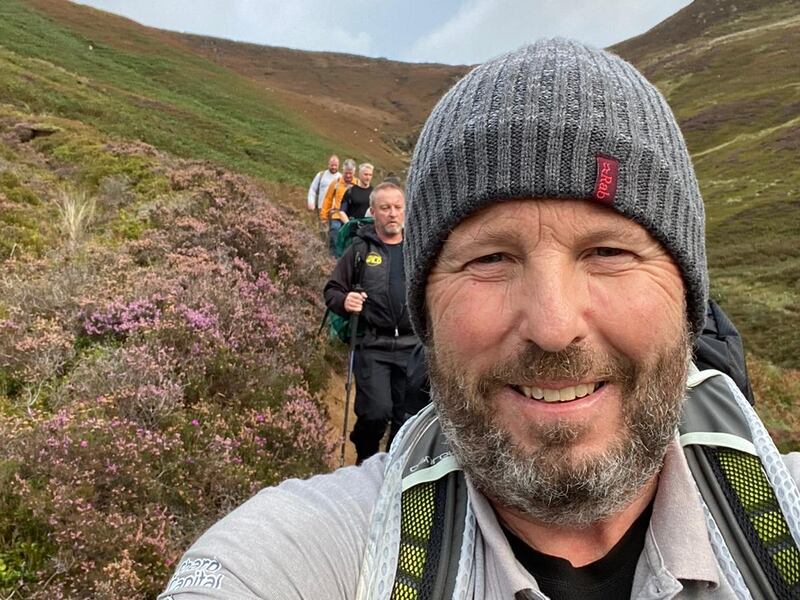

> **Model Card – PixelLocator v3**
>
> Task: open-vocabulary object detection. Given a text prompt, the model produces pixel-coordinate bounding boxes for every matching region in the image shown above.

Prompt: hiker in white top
[307,154,341,212]
[160,39,800,600]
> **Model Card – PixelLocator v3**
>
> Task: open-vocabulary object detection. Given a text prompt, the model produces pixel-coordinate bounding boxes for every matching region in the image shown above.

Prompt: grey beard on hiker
[429,326,691,527]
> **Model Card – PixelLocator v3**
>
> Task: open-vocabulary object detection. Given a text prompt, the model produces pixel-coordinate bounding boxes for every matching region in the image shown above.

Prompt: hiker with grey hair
[340,162,375,223]
[160,39,800,600]
[321,158,359,255]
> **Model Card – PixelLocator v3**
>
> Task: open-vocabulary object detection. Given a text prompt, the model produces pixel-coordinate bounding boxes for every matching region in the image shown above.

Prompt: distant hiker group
[309,155,419,465]
[308,155,398,257]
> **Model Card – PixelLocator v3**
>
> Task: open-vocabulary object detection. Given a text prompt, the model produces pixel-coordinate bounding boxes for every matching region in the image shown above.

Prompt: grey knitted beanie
[405,38,708,341]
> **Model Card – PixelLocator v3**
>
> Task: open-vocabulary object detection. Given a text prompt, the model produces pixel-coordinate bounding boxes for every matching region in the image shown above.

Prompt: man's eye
[593,247,626,258]
[473,253,505,264]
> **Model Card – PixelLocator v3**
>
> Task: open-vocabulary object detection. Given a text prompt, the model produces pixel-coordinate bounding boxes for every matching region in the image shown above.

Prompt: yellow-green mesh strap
[715,448,800,593]
[390,481,437,600]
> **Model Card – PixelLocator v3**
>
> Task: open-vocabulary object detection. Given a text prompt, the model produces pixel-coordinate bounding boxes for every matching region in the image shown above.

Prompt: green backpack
[334,217,373,258]
[324,218,373,343]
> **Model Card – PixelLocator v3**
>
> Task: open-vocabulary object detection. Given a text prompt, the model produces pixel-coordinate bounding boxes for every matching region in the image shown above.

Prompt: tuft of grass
[0,167,57,260]
[0,171,40,205]
[55,187,95,253]
[111,208,148,241]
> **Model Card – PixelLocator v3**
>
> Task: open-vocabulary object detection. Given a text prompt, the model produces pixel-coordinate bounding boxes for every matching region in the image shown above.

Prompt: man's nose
[515,261,589,353]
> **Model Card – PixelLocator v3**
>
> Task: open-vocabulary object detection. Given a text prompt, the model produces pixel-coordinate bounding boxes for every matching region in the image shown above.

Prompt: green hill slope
[614,0,800,370]
[0,0,343,185]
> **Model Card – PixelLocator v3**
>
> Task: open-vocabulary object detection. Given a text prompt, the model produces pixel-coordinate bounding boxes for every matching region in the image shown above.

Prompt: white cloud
[402,0,691,64]
[226,0,375,56]
[74,0,376,56]
[73,0,691,64]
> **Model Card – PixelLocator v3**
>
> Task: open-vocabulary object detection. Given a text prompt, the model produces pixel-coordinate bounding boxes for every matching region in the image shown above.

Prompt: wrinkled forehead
[436,197,662,256]
[373,188,405,205]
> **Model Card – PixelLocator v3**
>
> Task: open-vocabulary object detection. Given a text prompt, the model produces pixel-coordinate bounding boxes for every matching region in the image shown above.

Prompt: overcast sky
[72,1,693,65]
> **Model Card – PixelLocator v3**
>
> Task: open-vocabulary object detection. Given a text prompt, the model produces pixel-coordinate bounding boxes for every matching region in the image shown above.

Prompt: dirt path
[322,370,358,467]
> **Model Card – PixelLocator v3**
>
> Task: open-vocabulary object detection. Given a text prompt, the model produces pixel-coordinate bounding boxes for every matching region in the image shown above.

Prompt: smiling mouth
[511,382,606,403]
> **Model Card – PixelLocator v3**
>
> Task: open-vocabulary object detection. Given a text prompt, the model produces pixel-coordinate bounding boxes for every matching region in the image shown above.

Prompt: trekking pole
[317,308,331,337]
[340,252,365,467]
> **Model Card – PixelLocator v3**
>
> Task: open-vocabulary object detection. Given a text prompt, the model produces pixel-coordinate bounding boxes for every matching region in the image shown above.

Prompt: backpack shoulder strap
[681,371,800,598]
[312,170,324,194]
[345,234,368,265]
[387,406,467,600]
[351,235,368,256]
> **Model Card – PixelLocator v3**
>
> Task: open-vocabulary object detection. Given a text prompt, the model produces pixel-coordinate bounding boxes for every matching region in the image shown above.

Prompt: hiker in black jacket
[323,182,418,463]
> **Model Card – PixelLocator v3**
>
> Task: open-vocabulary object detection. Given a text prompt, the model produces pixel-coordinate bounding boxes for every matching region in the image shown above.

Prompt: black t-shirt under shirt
[503,502,653,600]
[386,242,405,327]
[343,185,373,219]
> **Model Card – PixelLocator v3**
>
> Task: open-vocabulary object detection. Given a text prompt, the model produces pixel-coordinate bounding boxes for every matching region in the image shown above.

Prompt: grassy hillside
[614,0,800,370]
[0,0,344,185]
[12,0,468,177]
[169,34,468,171]
[0,105,338,597]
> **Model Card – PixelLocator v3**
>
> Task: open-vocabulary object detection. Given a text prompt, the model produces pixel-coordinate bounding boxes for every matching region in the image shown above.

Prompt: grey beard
[430,331,690,528]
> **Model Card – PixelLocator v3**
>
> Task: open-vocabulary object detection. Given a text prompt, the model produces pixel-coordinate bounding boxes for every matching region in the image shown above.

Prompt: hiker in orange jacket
[320,158,358,255]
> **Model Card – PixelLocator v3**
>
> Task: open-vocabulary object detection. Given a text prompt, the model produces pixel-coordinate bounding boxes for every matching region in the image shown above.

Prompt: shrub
[1,388,333,598]
[0,156,335,598]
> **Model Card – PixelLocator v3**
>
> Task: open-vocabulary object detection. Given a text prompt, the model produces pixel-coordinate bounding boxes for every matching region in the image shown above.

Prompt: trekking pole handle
[352,252,365,290]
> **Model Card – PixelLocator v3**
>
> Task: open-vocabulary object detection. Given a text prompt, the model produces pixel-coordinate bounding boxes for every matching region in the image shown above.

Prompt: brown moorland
[27,0,469,175]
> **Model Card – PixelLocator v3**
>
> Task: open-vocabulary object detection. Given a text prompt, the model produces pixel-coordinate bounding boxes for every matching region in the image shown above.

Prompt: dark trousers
[328,221,343,256]
[349,332,416,463]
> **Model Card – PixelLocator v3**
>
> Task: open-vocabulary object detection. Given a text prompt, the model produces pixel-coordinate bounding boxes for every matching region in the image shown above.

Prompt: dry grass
[55,187,95,253]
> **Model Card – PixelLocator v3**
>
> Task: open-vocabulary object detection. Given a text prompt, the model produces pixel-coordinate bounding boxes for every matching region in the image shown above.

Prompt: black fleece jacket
[323,225,413,334]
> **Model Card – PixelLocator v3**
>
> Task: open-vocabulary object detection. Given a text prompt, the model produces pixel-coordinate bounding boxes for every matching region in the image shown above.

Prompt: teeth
[520,383,600,403]
[543,388,560,402]
[559,387,576,401]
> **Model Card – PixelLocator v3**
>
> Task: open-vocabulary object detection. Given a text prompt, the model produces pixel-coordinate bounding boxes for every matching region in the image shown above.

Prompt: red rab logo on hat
[593,154,619,205]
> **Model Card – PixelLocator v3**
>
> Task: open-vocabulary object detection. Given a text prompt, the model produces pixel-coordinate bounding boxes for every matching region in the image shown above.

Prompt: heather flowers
[1,154,336,598]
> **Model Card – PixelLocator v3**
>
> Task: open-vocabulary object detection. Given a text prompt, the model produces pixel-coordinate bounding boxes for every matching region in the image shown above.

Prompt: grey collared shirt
[159,443,800,599]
